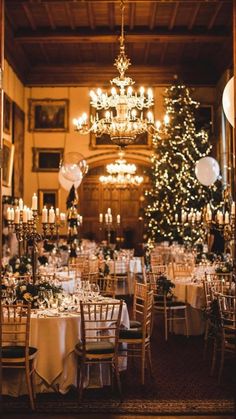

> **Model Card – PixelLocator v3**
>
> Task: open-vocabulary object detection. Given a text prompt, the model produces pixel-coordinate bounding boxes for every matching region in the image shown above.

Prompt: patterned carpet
[2,308,235,415]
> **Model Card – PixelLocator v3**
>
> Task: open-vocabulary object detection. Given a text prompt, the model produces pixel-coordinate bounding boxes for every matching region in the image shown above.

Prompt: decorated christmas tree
[144,79,222,245]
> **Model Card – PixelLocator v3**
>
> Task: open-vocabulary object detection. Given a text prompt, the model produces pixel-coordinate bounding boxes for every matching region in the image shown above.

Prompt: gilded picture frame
[32,147,63,172]
[3,139,15,187]
[28,99,69,132]
[3,93,12,135]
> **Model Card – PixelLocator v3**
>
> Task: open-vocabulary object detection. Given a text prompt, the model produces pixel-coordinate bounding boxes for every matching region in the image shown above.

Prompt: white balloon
[195,157,220,186]
[222,77,234,127]
[58,168,82,191]
[61,163,83,182]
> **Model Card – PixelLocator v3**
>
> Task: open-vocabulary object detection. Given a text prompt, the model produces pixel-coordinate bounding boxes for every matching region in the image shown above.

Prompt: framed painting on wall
[13,103,25,198]
[3,139,15,187]
[89,105,152,149]
[28,99,69,132]
[38,189,60,213]
[32,148,63,172]
[3,93,12,135]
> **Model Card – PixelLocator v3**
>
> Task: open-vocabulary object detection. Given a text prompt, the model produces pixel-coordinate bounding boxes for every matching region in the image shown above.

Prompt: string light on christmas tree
[144,80,222,245]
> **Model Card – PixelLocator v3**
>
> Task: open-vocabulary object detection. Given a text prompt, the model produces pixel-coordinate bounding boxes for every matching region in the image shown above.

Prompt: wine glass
[6,288,16,305]
[37,291,46,309]
[91,283,100,299]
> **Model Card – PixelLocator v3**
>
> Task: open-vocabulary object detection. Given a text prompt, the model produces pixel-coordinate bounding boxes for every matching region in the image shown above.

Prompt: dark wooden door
[79,174,148,246]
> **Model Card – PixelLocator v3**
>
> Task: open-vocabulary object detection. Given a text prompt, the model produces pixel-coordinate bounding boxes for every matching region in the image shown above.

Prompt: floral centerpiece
[16,279,62,307]
[5,255,32,276]
[156,274,175,296]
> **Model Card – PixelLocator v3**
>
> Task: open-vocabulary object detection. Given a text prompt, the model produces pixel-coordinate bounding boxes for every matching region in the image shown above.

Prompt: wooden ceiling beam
[86,2,96,30]
[129,3,136,31]
[208,3,222,30]
[44,3,56,30]
[39,43,50,64]
[168,1,179,31]
[24,63,219,86]
[5,1,232,4]
[160,42,168,64]
[149,3,158,30]
[64,2,76,30]
[21,2,37,30]
[14,31,230,44]
[108,3,115,31]
[144,43,150,64]
[188,3,201,30]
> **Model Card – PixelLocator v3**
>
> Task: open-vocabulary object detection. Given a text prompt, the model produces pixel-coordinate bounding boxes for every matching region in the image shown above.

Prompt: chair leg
[78,362,85,401]
[184,307,189,338]
[30,368,36,400]
[218,342,225,383]
[141,343,146,385]
[25,364,35,410]
[210,338,217,376]
[114,357,122,396]
[147,344,153,378]
[164,309,168,341]
[203,319,209,360]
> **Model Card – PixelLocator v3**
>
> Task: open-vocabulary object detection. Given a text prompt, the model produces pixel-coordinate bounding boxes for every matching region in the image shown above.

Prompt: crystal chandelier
[99,149,144,187]
[73,0,159,147]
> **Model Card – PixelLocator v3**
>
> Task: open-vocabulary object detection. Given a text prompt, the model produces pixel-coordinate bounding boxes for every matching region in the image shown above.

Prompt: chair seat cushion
[119,327,143,339]
[75,341,115,354]
[155,299,186,308]
[166,300,186,307]
[2,346,37,358]
[130,320,142,328]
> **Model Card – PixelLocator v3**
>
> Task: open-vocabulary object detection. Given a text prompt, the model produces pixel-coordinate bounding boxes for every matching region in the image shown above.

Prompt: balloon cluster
[59,152,88,191]
[222,77,234,128]
[195,156,220,186]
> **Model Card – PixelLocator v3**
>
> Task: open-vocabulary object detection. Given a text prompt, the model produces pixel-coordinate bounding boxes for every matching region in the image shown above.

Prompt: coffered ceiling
[5,0,233,86]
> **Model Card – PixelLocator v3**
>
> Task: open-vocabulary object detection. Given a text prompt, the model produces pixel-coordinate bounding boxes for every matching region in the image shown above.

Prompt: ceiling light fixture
[99,149,144,187]
[73,0,160,147]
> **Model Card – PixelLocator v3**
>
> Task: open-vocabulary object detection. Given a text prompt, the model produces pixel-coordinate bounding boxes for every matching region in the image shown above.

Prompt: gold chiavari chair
[202,274,234,363]
[148,272,189,341]
[1,303,38,410]
[75,300,123,400]
[119,282,154,384]
[172,262,192,280]
[109,258,130,296]
[211,293,236,382]
[151,264,168,275]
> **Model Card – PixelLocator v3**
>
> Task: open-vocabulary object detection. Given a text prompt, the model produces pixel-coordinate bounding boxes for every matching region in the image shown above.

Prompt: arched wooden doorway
[78,159,150,247]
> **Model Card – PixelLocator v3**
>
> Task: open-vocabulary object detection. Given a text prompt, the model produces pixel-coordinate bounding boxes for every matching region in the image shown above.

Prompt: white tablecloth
[2,302,129,396]
[172,278,205,336]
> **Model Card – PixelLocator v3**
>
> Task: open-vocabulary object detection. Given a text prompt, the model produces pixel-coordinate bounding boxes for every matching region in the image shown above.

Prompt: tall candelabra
[7,194,65,283]
[174,198,235,258]
[99,208,121,246]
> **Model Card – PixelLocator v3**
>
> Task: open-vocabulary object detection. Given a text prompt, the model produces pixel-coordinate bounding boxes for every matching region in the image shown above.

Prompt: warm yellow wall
[4,60,217,214]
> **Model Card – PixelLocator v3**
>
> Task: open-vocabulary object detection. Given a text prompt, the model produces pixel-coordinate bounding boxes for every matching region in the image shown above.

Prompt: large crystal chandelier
[99,149,144,187]
[73,0,159,147]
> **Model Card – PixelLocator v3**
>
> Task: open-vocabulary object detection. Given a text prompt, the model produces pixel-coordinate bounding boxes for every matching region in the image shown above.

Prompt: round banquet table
[172,279,206,335]
[2,302,129,397]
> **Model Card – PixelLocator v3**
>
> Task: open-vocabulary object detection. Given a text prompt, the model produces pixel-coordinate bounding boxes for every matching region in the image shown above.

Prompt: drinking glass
[91,283,100,299]
[6,288,16,305]
[38,291,46,309]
